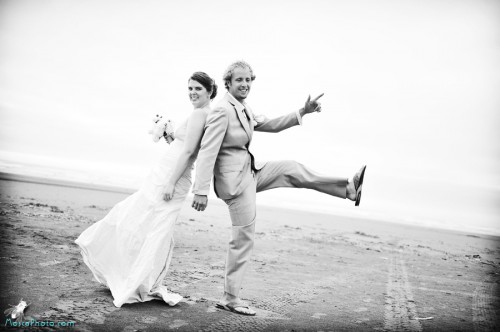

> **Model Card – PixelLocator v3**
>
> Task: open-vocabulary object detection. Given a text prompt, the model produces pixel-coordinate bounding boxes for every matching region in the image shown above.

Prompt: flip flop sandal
[216,302,256,316]
[354,165,367,207]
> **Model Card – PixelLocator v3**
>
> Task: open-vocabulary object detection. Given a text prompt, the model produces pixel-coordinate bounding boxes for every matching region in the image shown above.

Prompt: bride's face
[188,79,210,108]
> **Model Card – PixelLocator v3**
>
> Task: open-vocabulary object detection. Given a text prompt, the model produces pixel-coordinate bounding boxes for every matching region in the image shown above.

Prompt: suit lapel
[227,94,252,141]
[244,105,255,138]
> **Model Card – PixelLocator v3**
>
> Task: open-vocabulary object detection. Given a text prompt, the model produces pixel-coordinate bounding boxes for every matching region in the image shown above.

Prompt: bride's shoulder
[190,107,210,121]
[194,105,211,114]
[197,105,213,115]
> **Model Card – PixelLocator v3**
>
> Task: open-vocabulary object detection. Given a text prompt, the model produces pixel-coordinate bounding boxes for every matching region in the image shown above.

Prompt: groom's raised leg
[256,160,348,198]
[223,182,257,297]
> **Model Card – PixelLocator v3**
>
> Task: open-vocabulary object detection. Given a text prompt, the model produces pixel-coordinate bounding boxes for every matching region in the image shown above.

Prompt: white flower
[148,115,175,144]
[252,114,267,127]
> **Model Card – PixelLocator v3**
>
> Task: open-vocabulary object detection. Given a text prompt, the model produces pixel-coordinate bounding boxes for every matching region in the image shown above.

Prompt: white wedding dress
[75,115,199,308]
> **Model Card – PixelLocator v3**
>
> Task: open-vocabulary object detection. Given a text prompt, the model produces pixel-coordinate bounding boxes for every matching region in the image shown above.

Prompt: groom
[192,60,366,315]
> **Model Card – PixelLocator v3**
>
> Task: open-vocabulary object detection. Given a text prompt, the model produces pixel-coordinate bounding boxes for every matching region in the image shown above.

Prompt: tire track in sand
[472,275,499,332]
[383,256,422,331]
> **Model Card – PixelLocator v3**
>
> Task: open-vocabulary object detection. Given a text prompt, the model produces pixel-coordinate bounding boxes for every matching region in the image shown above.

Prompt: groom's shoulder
[214,94,232,109]
[210,95,233,115]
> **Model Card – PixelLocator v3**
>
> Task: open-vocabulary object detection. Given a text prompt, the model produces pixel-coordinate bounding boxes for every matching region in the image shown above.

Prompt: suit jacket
[193,93,302,200]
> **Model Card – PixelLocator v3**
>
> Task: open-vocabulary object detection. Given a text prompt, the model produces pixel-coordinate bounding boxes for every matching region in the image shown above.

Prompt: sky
[1,0,499,234]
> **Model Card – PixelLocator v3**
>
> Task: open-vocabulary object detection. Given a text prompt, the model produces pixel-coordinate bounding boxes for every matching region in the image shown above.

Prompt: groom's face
[228,67,252,102]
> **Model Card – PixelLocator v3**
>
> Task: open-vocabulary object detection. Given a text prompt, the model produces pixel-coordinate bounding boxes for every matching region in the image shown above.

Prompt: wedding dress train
[75,116,197,307]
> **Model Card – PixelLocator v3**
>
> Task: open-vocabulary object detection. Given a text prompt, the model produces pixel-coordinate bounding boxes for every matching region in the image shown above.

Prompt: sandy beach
[0,176,498,331]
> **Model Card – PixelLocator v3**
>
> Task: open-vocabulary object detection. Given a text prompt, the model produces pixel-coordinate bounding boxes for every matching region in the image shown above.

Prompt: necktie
[242,109,250,121]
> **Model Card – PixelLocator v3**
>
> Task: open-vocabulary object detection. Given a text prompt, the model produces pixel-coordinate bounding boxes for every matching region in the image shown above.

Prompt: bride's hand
[163,182,175,201]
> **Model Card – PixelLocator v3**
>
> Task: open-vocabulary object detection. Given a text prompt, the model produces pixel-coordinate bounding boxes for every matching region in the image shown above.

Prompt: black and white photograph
[0,0,499,331]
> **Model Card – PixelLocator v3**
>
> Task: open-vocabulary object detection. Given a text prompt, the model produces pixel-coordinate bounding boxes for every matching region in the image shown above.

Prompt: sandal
[216,302,256,316]
[354,165,367,206]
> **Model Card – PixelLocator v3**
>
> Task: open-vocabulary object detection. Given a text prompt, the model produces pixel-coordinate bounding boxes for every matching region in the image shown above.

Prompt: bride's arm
[163,109,207,201]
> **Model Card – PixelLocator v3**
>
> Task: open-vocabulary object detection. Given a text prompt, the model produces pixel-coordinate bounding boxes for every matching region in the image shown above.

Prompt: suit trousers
[222,160,348,296]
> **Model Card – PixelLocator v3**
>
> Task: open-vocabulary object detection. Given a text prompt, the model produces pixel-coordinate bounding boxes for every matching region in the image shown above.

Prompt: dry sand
[0,176,499,331]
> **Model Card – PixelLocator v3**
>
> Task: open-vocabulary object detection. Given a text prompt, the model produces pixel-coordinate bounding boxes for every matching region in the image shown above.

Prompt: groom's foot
[217,292,256,316]
[346,178,357,201]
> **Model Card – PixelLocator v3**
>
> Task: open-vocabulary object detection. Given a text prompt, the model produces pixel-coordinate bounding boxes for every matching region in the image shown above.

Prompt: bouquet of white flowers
[148,115,175,144]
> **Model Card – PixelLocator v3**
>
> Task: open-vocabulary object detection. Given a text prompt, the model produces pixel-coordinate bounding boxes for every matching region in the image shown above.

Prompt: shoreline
[0,171,136,195]
[0,171,498,238]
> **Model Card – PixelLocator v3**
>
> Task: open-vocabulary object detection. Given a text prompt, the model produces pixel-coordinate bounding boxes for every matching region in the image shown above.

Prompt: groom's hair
[190,72,218,100]
[223,60,256,90]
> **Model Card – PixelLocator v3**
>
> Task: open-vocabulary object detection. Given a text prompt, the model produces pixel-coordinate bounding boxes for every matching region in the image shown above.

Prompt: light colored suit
[193,93,301,199]
[193,92,348,296]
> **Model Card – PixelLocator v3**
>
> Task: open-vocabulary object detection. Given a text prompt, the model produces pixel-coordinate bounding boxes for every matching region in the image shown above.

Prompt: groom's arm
[192,107,228,196]
[254,93,323,133]
[253,110,302,133]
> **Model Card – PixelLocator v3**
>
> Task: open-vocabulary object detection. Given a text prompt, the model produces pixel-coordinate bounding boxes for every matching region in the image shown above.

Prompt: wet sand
[0,177,499,331]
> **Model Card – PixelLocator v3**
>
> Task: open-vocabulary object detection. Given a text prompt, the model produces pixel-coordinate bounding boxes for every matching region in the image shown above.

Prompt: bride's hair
[190,72,218,100]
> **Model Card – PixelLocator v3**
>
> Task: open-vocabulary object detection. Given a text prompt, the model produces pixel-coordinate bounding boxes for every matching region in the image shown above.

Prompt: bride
[75,72,217,307]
